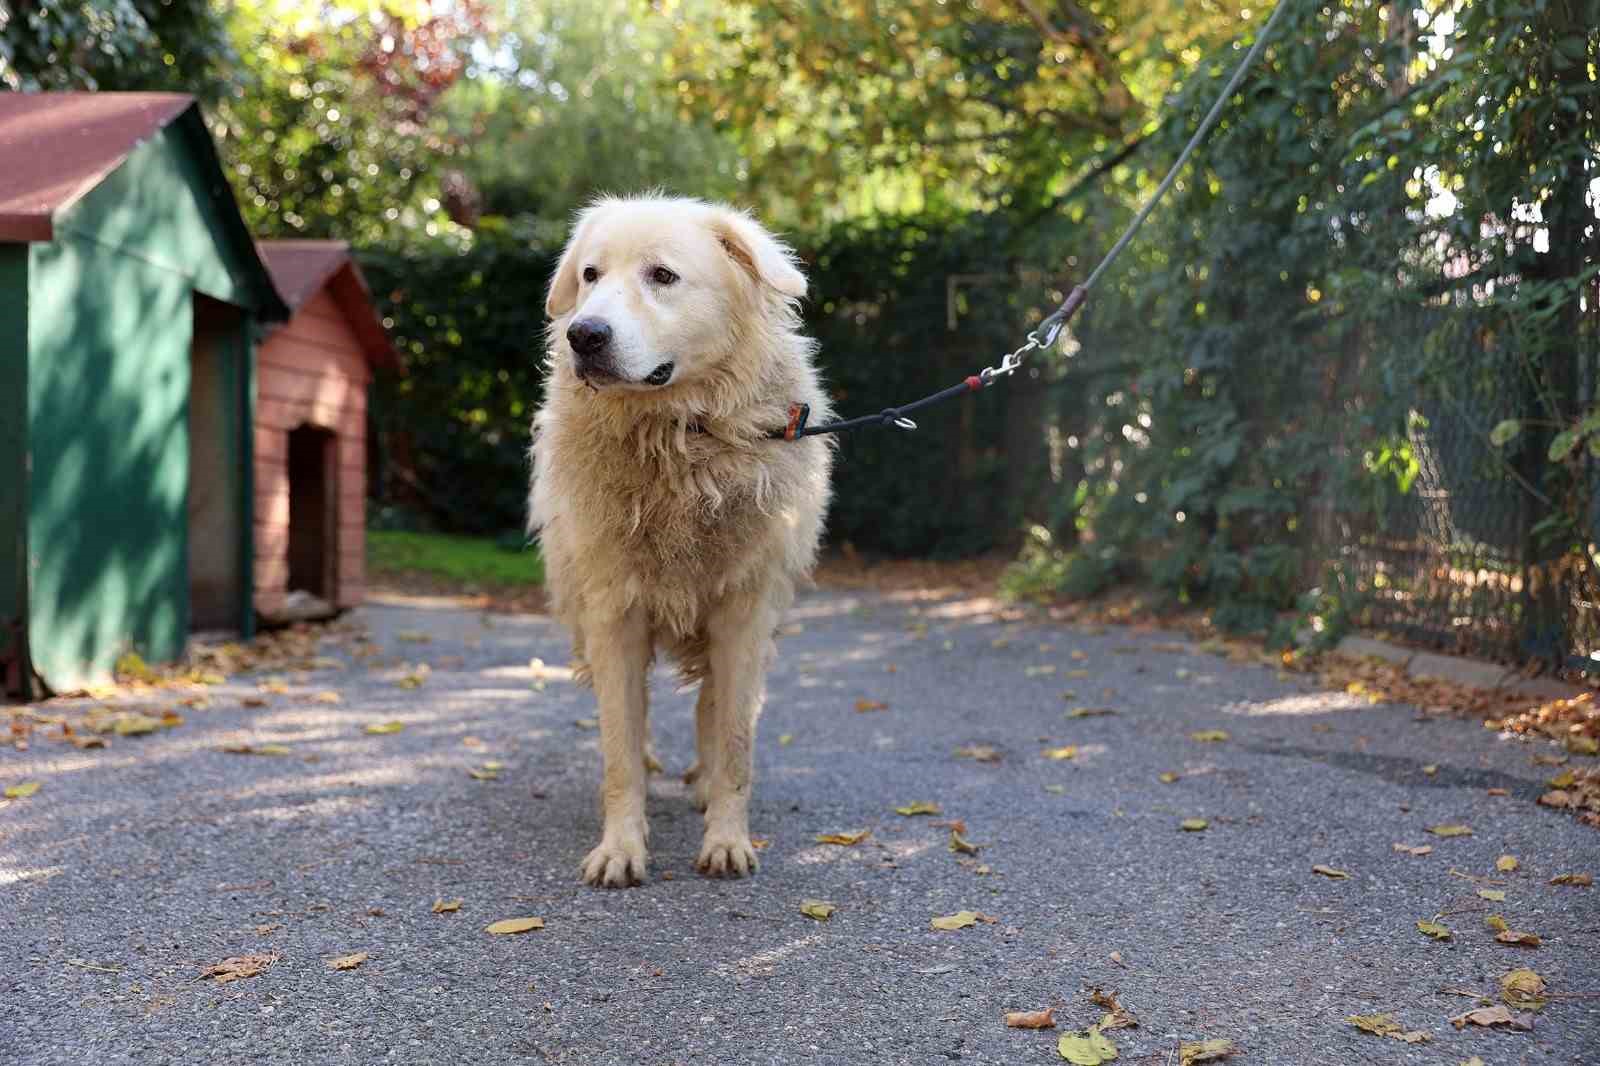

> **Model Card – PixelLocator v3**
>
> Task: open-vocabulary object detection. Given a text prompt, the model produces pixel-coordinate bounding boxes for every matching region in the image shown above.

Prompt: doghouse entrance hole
[287,425,338,601]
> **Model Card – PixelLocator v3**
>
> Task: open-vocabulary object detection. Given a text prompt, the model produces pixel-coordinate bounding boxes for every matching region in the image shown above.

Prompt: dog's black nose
[567,318,612,357]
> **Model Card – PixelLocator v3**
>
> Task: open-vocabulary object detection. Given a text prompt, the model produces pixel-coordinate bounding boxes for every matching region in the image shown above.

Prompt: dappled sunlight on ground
[1225,692,1371,717]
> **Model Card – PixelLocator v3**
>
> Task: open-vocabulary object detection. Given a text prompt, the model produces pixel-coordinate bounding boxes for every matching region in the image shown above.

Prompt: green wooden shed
[0,93,288,696]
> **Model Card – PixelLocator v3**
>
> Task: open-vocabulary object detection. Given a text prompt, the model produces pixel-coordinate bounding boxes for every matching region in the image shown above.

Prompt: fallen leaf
[751,837,771,850]
[931,911,980,931]
[1486,787,1509,797]
[467,767,499,781]
[1070,650,1088,661]
[1057,1025,1117,1064]
[1065,706,1117,718]
[800,899,836,921]
[432,898,462,913]
[1422,764,1439,776]
[221,743,291,756]
[241,696,269,708]
[1567,735,1598,756]
[778,733,794,746]
[949,828,980,855]
[1066,669,1091,679]
[1312,865,1349,879]
[895,802,941,816]
[573,717,598,730]
[1495,929,1541,947]
[485,917,544,934]
[1549,872,1592,886]
[1025,665,1058,678]
[955,744,1001,763]
[397,664,431,689]
[855,698,888,712]
[816,829,870,846]
[1108,951,1125,966]
[1003,1007,1055,1029]
[1391,1029,1431,1043]
[1537,789,1570,808]
[1178,1038,1235,1064]
[1393,843,1433,856]
[255,923,280,935]
[1180,818,1208,832]
[1099,1006,1138,1031]
[1189,730,1230,743]
[311,691,342,704]
[1450,1004,1531,1030]
[1347,1013,1400,1036]
[1500,968,1547,1010]
[1043,745,1079,761]
[1158,772,1180,784]
[1477,889,1507,902]
[1429,824,1473,837]
[396,630,431,643]
[1533,753,1568,766]
[1485,914,1509,932]
[1417,920,1451,940]
[1460,1058,1486,1066]
[1547,770,1577,788]
[112,713,164,736]
[1043,784,1067,794]
[4,781,40,799]
[1496,855,1519,872]
[200,953,277,983]
[364,721,405,735]
[328,952,368,971]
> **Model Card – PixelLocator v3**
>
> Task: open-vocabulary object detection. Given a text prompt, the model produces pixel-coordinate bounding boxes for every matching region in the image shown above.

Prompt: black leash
[769,0,1291,443]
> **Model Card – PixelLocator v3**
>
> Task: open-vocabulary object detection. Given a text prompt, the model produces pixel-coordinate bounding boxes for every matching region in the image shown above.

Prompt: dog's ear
[546,203,605,318]
[708,207,806,299]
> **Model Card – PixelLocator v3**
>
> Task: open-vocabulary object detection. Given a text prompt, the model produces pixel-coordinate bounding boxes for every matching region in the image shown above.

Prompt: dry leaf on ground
[800,899,836,921]
[1549,872,1592,885]
[949,828,980,855]
[1057,1026,1117,1064]
[855,698,888,712]
[328,952,368,971]
[1500,967,1547,1010]
[931,911,981,931]
[485,917,544,934]
[221,742,292,756]
[1312,865,1349,879]
[1159,772,1180,784]
[432,898,462,913]
[1429,824,1473,837]
[201,953,277,983]
[1417,920,1451,940]
[1003,1007,1055,1029]
[1089,989,1138,1031]
[1495,929,1541,947]
[4,782,40,799]
[1065,707,1117,718]
[1043,745,1079,761]
[1348,1013,1430,1043]
[1180,818,1209,832]
[896,802,941,816]
[364,721,405,735]
[1393,843,1433,856]
[1189,730,1230,743]
[1477,889,1507,902]
[955,744,1002,763]
[1179,1038,1236,1064]
[816,829,870,846]
[1496,855,1519,872]
[1450,1005,1532,1030]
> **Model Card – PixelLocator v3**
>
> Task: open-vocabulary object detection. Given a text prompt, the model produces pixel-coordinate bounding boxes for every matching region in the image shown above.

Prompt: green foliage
[0,0,234,98]
[1000,526,1117,603]
[367,530,544,588]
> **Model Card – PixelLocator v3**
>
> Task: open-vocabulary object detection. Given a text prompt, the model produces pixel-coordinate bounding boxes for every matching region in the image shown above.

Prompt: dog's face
[545,197,806,390]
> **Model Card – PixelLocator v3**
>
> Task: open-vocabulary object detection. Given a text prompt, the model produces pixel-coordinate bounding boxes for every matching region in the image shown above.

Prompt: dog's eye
[650,266,679,286]
[582,266,598,283]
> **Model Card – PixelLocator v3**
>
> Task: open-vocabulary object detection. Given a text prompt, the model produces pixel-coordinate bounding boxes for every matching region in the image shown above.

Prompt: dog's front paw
[581,834,648,888]
[697,831,758,879]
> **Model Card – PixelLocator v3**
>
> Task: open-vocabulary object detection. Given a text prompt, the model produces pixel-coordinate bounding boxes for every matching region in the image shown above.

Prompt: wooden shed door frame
[287,423,339,601]
[188,295,254,635]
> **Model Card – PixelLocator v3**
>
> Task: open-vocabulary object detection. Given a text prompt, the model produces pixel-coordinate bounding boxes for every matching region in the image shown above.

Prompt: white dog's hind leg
[684,680,715,812]
[697,587,773,878]
[579,603,652,887]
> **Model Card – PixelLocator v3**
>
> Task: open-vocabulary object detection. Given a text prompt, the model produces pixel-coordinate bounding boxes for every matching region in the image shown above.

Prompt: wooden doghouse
[0,93,287,695]
[253,242,396,624]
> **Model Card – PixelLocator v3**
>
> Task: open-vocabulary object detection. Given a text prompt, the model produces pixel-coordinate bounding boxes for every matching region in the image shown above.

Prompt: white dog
[529,195,833,887]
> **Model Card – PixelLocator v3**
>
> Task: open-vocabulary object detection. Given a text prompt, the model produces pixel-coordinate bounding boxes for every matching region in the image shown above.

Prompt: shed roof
[257,240,399,370]
[0,93,193,242]
[0,92,287,319]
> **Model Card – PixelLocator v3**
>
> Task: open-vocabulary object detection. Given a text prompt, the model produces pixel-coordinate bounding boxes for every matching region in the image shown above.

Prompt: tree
[0,0,234,98]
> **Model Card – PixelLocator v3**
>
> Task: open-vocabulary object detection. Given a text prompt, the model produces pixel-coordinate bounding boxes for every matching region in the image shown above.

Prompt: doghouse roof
[0,92,287,319]
[257,240,399,370]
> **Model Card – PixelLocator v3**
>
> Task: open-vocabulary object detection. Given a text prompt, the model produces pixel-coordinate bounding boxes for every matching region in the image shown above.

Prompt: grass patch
[367,530,544,589]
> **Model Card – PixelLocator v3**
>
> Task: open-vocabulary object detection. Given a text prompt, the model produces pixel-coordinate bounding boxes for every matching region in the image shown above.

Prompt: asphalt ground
[2,589,1597,1065]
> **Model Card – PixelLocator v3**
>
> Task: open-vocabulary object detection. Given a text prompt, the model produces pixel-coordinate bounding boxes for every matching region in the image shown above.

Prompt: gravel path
[2,589,1597,1065]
